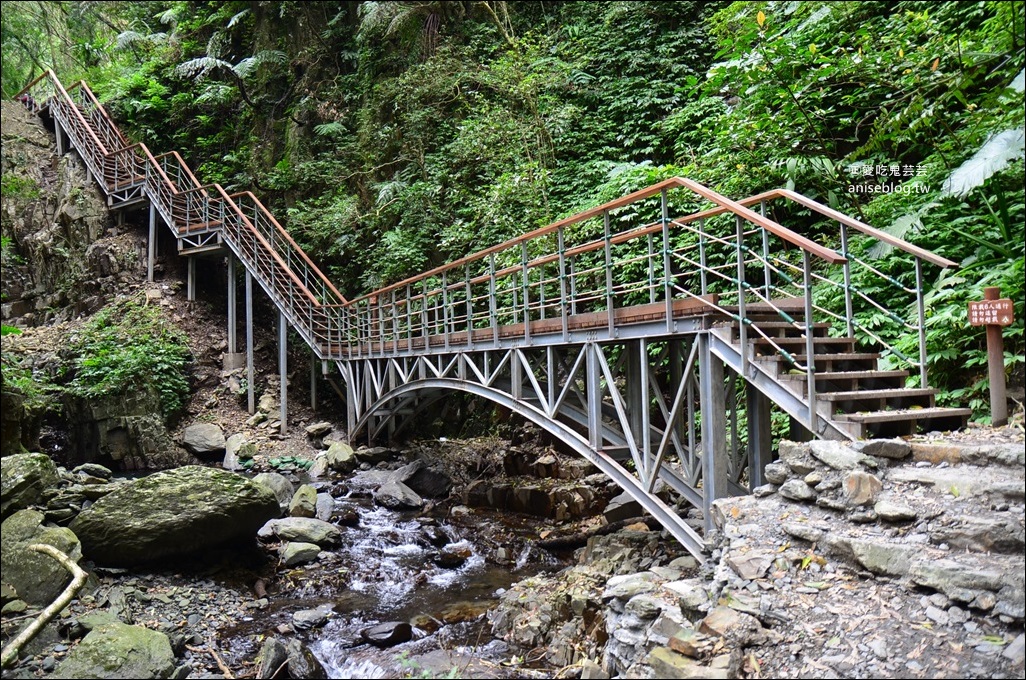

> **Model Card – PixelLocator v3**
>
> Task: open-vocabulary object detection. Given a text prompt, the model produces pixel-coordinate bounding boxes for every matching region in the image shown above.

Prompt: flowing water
[224,485,568,678]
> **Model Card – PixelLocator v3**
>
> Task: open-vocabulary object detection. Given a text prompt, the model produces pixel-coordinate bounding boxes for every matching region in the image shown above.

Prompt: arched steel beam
[349,377,705,557]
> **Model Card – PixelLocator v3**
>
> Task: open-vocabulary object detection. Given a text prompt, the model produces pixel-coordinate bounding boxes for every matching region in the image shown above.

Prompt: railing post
[442,269,450,351]
[662,188,673,333]
[840,222,855,339]
[802,250,818,434]
[760,201,772,300]
[735,215,749,378]
[647,232,656,305]
[489,253,499,344]
[569,259,578,316]
[604,210,615,336]
[558,226,569,342]
[915,258,928,388]
[699,219,708,296]
[465,263,474,348]
[521,242,531,343]
[422,279,430,351]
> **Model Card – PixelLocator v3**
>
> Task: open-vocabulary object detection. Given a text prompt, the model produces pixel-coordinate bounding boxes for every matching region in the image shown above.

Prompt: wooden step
[752,336,856,352]
[835,407,972,424]
[820,388,937,402]
[779,370,910,383]
[759,352,880,365]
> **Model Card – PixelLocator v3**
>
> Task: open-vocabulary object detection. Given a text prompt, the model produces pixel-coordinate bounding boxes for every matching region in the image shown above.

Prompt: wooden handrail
[233,192,347,304]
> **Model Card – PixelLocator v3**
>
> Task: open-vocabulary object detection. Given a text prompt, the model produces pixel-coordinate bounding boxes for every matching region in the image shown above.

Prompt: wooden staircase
[724,311,971,439]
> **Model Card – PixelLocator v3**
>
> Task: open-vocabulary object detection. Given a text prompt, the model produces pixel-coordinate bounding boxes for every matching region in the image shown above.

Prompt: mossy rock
[1,452,59,519]
[69,466,278,566]
[52,621,175,679]
[0,509,82,605]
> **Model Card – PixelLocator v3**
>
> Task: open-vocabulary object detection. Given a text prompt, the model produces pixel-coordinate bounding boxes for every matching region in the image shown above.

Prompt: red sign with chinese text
[968,299,1014,327]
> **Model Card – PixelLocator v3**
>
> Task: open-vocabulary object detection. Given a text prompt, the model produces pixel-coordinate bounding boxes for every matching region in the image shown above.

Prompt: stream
[222,481,570,678]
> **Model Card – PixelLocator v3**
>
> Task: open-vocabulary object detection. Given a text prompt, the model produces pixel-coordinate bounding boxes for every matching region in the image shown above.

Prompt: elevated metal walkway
[16,71,970,556]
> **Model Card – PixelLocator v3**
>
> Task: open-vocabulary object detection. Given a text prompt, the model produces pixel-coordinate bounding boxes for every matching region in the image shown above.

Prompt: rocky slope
[490,426,1025,679]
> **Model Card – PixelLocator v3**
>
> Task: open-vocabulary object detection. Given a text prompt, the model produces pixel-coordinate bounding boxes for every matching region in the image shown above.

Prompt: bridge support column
[700,333,728,531]
[55,121,65,156]
[147,204,156,283]
[227,255,237,354]
[746,386,773,488]
[186,257,196,301]
[310,353,318,411]
[245,270,255,414]
[279,312,288,435]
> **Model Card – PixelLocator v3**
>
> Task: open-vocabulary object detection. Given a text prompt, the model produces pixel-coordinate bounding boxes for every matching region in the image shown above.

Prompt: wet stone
[292,604,334,630]
[361,621,413,648]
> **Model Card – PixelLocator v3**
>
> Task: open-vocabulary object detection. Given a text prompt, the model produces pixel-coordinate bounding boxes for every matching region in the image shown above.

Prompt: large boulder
[52,621,175,679]
[69,466,279,566]
[1,509,82,605]
[180,423,226,455]
[324,440,357,473]
[2,452,59,519]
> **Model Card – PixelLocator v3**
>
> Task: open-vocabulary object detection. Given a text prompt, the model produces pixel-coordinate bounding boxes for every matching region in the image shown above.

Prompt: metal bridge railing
[16,71,955,430]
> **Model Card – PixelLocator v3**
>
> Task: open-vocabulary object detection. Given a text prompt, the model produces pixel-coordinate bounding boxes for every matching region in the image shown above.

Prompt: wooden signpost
[968,287,1014,427]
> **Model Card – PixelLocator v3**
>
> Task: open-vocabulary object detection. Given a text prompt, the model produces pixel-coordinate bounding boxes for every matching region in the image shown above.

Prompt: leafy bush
[65,296,192,418]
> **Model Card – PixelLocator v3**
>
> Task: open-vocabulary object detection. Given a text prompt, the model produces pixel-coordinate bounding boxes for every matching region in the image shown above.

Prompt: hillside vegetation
[2,0,1023,416]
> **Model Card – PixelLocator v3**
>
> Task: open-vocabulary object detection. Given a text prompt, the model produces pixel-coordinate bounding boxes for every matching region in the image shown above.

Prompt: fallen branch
[186,639,235,679]
[1,544,88,669]
[537,516,661,551]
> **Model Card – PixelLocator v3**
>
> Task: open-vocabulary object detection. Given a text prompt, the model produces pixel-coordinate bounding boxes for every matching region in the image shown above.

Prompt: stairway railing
[15,70,956,435]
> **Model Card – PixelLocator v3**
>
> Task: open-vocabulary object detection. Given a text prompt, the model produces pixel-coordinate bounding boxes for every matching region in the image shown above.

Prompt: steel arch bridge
[16,72,970,558]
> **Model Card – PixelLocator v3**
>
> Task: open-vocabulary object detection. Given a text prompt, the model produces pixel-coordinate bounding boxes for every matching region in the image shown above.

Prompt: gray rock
[252,472,295,514]
[253,637,287,679]
[222,434,256,471]
[288,484,318,518]
[752,484,777,497]
[852,438,911,459]
[603,572,658,601]
[70,466,279,566]
[910,559,1004,597]
[356,446,393,464]
[281,541,321,566]
[373,481,423,509]
[180,423,226,455]
[292,603,334,630]
[782,522,825,543]
[259,517,342,547]
[361,622,413,647]
[405,464,453,498]
[925,605,949,625]
[829,537,915,577]
[304,422,333,438]
[874,501,918,522]
[72,463,112,480]
[324,441,357,473]
[763,462,789,485]
[1003,633,1025,665]
[2,453,60,519]
[930,515,1025,554]
[809,440,871,470]
[315,493,333,521]
[664,579,711,618]
[842,471,882,506]
[779,479,816,502]
[52,621,175,679]
[725,553,773,580]
[286,639,328,679]
[777,441,817,475]
[1,509,82,605]
[604,491,644,523]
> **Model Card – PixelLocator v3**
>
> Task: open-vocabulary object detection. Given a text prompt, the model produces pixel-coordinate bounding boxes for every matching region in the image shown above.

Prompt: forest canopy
[2,0,1024,417]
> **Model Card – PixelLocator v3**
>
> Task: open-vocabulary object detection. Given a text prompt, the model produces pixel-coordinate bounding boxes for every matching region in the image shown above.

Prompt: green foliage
[6,0,1022,419]
[65,296,192,418]
[1,174,41,199]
